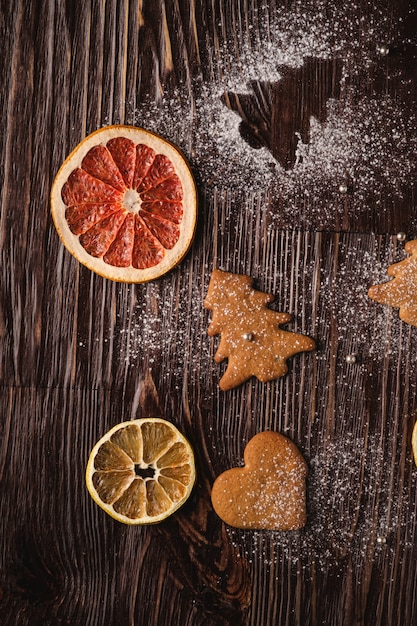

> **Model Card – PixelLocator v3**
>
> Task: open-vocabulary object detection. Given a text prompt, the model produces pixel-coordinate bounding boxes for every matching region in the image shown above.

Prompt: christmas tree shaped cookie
[204,269,316,390]
[368,239,417,326]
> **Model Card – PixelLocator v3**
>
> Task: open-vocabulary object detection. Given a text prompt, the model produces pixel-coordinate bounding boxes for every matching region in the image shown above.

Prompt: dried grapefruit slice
[86,418,196,524]
[51,126,197,282]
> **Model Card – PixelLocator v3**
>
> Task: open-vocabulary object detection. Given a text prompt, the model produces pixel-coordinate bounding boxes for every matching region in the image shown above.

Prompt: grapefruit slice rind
[51,125,197,283]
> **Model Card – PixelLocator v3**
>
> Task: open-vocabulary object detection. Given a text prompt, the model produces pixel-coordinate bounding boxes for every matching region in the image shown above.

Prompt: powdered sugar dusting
[130,1,416,229]
[117,271,211,376]
[212,0,410,88]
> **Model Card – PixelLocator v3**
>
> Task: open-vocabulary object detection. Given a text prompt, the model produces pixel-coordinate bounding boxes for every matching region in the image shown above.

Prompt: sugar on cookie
[211,431,308,531]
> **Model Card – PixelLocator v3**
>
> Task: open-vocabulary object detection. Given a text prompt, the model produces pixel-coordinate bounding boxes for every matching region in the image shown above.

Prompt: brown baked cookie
[211,431,308,530]
[368,239,417,326]
[204,269,316,390]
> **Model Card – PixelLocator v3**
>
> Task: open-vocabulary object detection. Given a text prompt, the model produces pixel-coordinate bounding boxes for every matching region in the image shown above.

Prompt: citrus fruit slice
[412,419,417,466]
[86,418,196,524]
[51,126,197,282]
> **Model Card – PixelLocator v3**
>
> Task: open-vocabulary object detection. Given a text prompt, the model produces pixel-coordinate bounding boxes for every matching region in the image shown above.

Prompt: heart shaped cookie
[211,431,307,530]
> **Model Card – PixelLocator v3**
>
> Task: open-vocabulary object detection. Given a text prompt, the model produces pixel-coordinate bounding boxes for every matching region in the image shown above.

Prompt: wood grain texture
[1,0,417,624]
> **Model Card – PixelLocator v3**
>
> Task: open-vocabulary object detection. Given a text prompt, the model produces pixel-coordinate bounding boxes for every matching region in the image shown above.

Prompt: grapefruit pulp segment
[62,168,123,205]
[106,137,137,187]
[81,145,126,192]
[140,175,183,202]
[79,210,126,258]
[132,216,165,269]
[103,213,135,267]
[132,144,156,190]
[140,212,180,250]
[137,154,176,192]
[141,200,183,224]
[65,203,120,235]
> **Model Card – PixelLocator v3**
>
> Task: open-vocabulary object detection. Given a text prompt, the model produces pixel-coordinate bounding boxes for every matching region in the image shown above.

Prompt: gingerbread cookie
[204,269,316,390]
[211,431,307,530]
[368,239,417,326]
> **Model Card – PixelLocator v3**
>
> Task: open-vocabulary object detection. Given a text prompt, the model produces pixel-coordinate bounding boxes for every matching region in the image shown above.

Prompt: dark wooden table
[1,1,417,624]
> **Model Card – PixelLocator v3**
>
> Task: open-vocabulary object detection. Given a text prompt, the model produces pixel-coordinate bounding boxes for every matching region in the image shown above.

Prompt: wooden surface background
[1,1,417,624]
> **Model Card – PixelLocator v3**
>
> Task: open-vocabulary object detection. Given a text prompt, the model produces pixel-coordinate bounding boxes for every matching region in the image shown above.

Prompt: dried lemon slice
[86,418,195,524]
[412,419,417,466]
